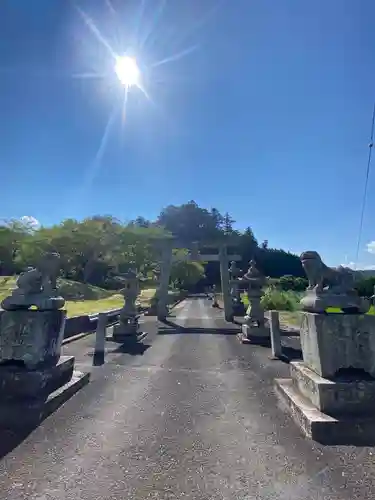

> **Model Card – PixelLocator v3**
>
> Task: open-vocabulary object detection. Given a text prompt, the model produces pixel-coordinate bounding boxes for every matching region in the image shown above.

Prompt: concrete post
[219,245,233,322]
[269,310,282,359]
[93,312,107,365]
[157,242,173,321]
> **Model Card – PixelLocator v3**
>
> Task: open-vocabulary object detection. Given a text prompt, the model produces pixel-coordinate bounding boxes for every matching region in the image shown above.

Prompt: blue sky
[1,0,375,267]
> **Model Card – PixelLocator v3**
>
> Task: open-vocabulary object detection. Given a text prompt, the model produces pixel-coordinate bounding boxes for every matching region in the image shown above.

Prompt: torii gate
[153,239,241,322]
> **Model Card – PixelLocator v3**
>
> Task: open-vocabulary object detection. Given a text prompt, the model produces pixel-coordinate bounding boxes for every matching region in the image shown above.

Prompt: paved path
[1,297,375,499]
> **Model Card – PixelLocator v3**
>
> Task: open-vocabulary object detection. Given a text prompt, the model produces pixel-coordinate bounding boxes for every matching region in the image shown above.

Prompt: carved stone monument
[112,270,147,343]
[0,252,89,429]
[238,260,270,344]
[275,251,375,445]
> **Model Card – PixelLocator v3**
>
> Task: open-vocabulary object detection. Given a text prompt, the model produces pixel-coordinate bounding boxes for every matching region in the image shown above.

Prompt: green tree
[222,212,236,236]
[0,219,31,275]
[156,201,224,244]
[256,248,304,278]
[170,259,206,290]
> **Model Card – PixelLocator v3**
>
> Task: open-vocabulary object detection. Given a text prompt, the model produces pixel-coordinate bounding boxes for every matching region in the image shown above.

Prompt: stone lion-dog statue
[300,251,355,295]
[1,252,64,310]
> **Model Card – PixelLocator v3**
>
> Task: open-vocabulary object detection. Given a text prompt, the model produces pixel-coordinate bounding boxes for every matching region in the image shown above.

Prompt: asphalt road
[1,297,375,499]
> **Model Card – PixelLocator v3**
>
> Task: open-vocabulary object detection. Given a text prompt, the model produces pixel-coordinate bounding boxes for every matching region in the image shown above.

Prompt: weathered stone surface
[275,378,375,445]
[111,330,148,343]
[0,309,66,369]
[0,356,74,400]
[113,319,139,339]
[276,312,375,444]
[290,361,375,416]
[300,312,375,378]
[0,369,90,429]
[300,290,369,314]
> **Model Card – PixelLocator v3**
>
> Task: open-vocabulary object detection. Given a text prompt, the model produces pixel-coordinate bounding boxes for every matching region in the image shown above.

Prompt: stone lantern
[238,260,270,344]
[112,269,146,343]
[228,261,245,315]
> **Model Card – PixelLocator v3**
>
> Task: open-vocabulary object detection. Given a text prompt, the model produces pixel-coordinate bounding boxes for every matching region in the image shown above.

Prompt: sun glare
[114,55,140,88]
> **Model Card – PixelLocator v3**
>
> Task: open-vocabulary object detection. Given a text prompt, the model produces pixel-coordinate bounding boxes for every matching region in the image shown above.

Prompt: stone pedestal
[0,355,89,428]
[300,290,369,314]
[239,296,270,344]
[0,309,66,369]
[276,312,375,445]
[0,253,90,429]
[111,316,147,343]
[0,310,90,429]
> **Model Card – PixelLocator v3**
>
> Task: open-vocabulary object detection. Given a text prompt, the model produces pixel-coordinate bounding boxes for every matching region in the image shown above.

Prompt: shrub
[261,287,300,311]
[355,276,375,298]
[278,275,308,292]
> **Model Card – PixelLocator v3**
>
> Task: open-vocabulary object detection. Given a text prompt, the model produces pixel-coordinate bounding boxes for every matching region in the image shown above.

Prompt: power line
[354,102,375,269]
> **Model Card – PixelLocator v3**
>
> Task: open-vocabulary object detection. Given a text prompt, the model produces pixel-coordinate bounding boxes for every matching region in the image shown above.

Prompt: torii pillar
[219,245,233,322]
[157,241,173,321]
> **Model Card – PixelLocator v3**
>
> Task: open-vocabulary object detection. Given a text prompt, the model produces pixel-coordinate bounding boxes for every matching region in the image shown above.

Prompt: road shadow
[87,343,151,360]
[158,319,239,336]
[279,346,303,363]
[110,343,151,355]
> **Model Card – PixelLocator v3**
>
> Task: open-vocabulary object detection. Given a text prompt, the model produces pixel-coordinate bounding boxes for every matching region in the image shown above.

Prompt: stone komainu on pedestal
[275,250,375,445]
[299,250,368,313]
[0,252,89,429]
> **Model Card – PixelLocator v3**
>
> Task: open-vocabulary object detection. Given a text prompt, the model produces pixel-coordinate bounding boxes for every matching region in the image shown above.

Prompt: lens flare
[114,55,140,88]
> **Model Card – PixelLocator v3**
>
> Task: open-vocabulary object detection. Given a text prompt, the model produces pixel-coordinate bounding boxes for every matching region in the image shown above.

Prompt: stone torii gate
[153,239,241,322]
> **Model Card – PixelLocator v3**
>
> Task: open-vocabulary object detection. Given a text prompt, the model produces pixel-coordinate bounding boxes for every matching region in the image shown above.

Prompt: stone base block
[0,370,90,429]
[300,290,370,314]
[239,324,270,345]
[0,356,74,400]
[290,361,375,416]
[110,330,148,343]
[275,378,375,445]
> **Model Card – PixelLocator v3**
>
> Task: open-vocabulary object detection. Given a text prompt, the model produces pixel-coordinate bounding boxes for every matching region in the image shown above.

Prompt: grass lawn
[0,276,157,317]
[65,295,124,316]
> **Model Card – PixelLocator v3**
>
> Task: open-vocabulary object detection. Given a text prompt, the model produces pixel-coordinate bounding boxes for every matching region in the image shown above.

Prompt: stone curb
[62,331,93,345]
[62,308,122,345]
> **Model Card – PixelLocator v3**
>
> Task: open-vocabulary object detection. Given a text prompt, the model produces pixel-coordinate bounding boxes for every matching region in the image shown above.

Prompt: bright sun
[114,55,140,88]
